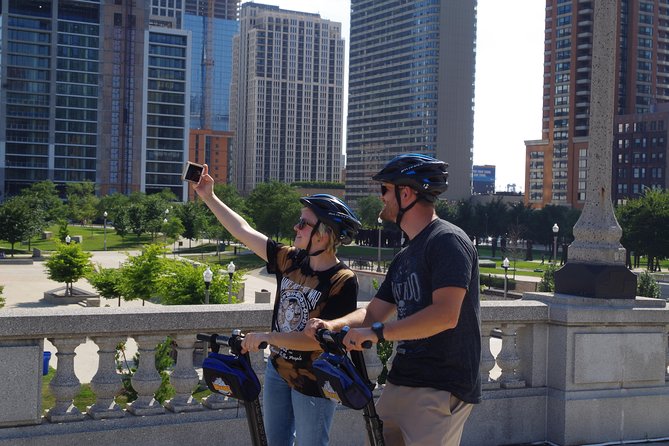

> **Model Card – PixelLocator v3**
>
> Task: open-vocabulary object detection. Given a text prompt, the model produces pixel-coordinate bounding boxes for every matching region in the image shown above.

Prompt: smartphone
[182,161,204,183]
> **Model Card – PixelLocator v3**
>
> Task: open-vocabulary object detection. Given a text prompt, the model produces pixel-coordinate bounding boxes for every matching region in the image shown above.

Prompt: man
[307,154,481,446]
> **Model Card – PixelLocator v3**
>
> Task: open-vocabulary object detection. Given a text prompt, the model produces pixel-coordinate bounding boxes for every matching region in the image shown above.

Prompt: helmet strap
[305,220,326,257]
[394,187,419,228]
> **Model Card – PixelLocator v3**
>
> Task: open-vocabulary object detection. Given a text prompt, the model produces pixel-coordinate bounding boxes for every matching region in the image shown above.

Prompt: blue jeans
[263,360,336,446]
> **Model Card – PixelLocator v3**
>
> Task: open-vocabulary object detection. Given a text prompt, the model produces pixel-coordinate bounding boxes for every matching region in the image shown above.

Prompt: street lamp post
[163,218,168,257]
[103,211,108,251]
[376,218,382,272]
[552,223,559,263]
[203,266,213,305]
[227,261,236,302]
[502,257,510,298]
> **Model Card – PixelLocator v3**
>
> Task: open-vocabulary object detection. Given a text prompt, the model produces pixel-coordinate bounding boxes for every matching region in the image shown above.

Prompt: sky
[241,0,546,192]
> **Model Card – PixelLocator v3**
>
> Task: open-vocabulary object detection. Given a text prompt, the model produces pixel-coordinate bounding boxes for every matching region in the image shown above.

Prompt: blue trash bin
[42,351,51,376]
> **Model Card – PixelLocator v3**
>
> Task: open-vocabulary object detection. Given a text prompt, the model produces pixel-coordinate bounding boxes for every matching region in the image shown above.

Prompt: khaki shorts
[375,382,474,446]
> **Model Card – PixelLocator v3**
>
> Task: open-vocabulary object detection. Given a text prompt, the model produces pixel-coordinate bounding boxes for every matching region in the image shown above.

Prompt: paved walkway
[0,250,275,383]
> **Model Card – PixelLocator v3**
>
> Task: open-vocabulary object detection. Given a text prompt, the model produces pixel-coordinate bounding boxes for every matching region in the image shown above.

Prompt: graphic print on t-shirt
[392,254,423,320]
[276,276,322,334]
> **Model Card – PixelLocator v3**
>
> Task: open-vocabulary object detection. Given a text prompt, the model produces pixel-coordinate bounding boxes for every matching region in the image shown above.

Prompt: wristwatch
[371,322,385,343]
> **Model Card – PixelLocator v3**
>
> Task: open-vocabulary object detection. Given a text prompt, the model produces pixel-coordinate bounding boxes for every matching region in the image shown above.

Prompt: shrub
[637,271,661,299]
[538,263,557,292]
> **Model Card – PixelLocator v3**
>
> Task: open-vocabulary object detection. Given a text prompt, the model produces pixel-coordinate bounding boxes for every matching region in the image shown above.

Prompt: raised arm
[193,164,268,262]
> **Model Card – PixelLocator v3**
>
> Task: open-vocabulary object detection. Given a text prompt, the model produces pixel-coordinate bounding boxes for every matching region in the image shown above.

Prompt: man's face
[379,183,398,222]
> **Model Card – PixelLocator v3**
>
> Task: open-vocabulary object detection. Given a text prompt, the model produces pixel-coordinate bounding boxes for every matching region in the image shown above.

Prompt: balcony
[0,294,668,445]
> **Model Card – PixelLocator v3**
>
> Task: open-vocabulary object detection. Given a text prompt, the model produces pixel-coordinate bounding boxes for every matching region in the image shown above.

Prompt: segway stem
[198,332,268,446]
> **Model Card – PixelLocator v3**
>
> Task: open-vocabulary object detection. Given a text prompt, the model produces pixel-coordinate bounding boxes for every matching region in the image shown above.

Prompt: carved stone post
[126,335,165,416]
[496,324,526,389]
[553,0,636,298]
[166,334,202,413]
[45,337,86,422]
[88,336,125,419]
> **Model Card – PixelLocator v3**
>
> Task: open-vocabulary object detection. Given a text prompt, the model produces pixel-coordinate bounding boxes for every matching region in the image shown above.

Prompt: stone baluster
[496,324,526,389]
[87,336,126,419]
[480,324,499,390]
[363,344,384,387]
[127,335,165,415]
[166,334,202,413]
[45,337,86,422]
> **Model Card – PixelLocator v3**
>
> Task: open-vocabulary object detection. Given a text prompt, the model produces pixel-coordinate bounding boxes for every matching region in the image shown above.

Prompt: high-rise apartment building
[185,0,238,131]
[1,0,191,201]
[230,3,345,195]
[345,0,477,204]
[525,0,669,209]
[0,0,102,200]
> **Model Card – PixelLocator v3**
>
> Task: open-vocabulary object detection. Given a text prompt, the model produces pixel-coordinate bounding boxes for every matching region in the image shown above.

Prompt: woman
[193,165,361,446]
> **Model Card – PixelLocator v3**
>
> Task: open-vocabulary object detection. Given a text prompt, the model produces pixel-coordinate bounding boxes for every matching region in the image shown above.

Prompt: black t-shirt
[377,219,482,404]
[266,239,358,397]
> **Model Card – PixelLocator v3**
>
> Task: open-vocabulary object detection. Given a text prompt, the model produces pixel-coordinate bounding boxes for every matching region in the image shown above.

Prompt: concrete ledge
[0,259,33,265]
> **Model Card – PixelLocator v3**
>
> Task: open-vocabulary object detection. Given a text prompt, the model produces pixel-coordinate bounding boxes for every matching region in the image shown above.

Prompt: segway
[197,331,268,446]
[313,328,385,446]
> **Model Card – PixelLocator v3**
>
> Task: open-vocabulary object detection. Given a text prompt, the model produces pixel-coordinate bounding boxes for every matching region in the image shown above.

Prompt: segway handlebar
[315,326,373,355]
[197,331,267,356]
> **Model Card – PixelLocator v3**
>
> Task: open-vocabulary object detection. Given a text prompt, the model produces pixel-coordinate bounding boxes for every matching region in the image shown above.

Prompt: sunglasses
[296,218,316,230]
[380,184,390,196]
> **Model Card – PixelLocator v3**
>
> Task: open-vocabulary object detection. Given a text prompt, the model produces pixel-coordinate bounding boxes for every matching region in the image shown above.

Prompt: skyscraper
[0,0,102,200]
[345,0,477,204]
[230,3,345,195]
[525,0,669,209]
[1,0,191,201]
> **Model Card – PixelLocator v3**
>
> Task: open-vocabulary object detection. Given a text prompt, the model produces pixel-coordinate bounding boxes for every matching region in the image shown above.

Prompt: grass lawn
[1,224,157,255]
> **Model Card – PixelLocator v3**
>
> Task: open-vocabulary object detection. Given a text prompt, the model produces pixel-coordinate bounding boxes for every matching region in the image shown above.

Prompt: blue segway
[197,331,268,446]
[313,328,385,446]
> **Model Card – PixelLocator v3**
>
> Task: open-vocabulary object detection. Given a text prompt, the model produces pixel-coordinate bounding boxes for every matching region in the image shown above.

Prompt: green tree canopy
[0,197,35,256]
[355,195,383,229]
[66,181,99,225]
[44,243,94,296]
[246,181,301,240]
[617,188,669,269]
[87,266,124,306]
[156,262,239,305]
[20,180,65,223]
[118,244,166,304]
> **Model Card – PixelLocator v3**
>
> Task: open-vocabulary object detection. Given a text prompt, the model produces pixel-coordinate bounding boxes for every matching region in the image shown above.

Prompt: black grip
[361,340,373,349]
[258,341,268,349]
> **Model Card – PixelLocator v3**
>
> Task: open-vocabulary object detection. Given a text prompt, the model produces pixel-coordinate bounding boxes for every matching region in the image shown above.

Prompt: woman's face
[293,207,319,250]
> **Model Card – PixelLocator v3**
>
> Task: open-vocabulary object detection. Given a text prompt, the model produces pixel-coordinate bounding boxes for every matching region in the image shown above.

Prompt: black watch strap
[372,322,385,343]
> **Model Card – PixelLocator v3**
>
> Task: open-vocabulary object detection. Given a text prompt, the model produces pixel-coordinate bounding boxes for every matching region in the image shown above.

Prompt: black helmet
[372,153,448,201]
[300,194,362,245]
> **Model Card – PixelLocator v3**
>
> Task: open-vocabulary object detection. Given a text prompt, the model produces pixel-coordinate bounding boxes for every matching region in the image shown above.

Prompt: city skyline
[241,0,546,193]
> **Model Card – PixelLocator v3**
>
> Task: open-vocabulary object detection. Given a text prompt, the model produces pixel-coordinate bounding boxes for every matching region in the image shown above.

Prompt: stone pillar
[553,0,636,299]
[126,335,165,416]
[45,337,86,422]
[87,336,126,419]
[165,334,203,413]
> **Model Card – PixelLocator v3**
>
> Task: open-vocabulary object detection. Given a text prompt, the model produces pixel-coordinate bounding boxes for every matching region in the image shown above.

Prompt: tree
[0,285,5,309]
[87,266,124,306]
[355,195,383,228]
[176,200,208,247]
[127,202,147,239]
[617,189,669,271]
[156,261,239,305]
[66,181,99,226]
[44,243,94,296]
[246,181,301,240]
[0,197,34,256]
[118,244,166,305]
[20,180,65,223]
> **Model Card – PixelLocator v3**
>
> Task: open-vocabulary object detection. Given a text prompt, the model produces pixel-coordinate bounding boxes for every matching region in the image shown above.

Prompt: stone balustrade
[0,296,668,445]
